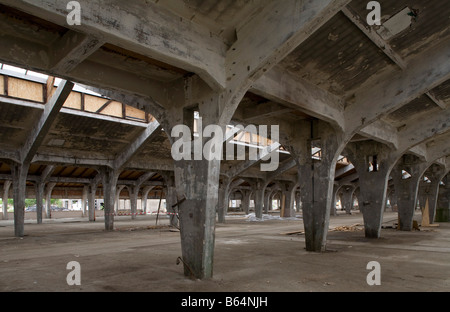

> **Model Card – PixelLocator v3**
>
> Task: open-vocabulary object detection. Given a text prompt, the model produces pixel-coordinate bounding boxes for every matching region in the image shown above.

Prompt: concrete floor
[0,211,449,292]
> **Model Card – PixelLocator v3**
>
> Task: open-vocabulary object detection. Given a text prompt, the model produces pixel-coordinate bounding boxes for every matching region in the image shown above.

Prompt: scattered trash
[330,224,363,232]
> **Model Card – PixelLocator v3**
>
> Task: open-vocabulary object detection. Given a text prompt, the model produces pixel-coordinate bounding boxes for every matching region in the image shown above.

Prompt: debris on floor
[330,223,363,232]
[280,223,363,235]
[114,225,171,232]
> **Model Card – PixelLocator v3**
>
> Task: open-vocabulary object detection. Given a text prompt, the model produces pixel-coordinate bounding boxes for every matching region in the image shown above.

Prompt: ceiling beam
[265,158,296,182]
[135,171,155,188]
[251,66,345,131]
[335,163,355,179]
[226,0,350,92]
[50,31,105,74]
[341,6,406,70]
[342,6,449,116]
[0,0,227,91]
[77,82,167,121]
[426,91,448,110]
[425,133,450,163]
[113,119,161,170]
[396,108,450,153]
[225,142,281,178]
[31,153,113,167]
[20,80,74,165]
[242,102,294,122]
[357,120,398,149]
[344,37,450,133]
[407,144,428,162]
[219,0,349,125]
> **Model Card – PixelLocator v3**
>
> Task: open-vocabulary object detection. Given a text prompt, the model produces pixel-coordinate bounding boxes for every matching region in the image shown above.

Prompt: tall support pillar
[419,167,447,224]
[102,168,119,231]
[44,182,56,219]
[162,173,179,227]
[331,184,340,216]
[11,163,29,237]
[141,186,154,214]
[268,190,277,211]
[114,185,125,215]
[254,180,265,219]
[241,190,251,214]
[387,189,397,211]
[287,120,344,251]
[217,177,231,223]
[81,185,88,217]
[341,185,355,214]
[420,179,440,223]
[295,191,301,212]
[2,180,11,220]
[164,73,246,279]
[280,182,296,218]
[391,155,427,231]
[167,78,233,279]
[436,174,450,222]
[174,156,221,279]
[127,185,139,220]
[263,190,271,214]
[346,141,393,238]
[88,184,97,222]
[35,182,45,224]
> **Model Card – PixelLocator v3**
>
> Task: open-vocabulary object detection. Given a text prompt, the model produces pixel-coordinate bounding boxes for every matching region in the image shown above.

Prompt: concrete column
[254,185,265,219]
[241,190,251,214]
[174,155,222,279]
[419,167,447,224]
[422,179,440,223]
[268,190,277,211]
[391,155,427,231]
[166,76,241,279]
[35,182,45,224]
[141,186,154,214]
[11,162,30,237]
[67,199,73,210]
[166,185,179,227]
[217,177,231,223]
[115,185,125,215]
[391,167,417,231]
[88,184,96,222]
[102,167,119,231]
[280,182,296,218]
[127,185,139,220]
[346,141,394,238]
[388,189,397,211]
[44,182,56,219]
[162,173,179,227]
[341,185,355,215]
[436,174,450,222]
[288,120,343,251]
[331,184,339,216]
[295,191,301,212]
[263,190,271,214]
[81,185,88,217]
[2,180,11,220]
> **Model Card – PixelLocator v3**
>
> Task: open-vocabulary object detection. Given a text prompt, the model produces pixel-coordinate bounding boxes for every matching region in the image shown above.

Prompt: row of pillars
[217,179,300,224]
[0,165,178,236]
[216,135,450,256]
[225,187,302,217]
[2,128,449,281]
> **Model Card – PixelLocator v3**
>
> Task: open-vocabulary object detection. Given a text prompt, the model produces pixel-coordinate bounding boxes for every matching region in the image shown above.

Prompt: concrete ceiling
[0,0,449,192]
